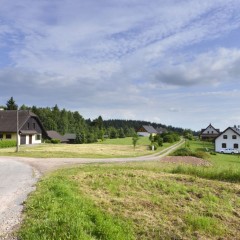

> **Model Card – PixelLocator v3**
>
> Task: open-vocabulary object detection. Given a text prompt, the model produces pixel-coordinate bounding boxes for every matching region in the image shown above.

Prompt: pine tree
[6,97,18,110]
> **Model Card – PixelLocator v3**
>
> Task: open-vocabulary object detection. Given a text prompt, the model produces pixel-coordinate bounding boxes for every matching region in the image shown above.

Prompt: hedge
[0,140,17,148]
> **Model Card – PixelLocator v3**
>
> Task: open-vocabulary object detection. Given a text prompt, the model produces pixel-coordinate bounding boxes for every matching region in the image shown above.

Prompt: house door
[29,135,32,144]
[20,135,26,145]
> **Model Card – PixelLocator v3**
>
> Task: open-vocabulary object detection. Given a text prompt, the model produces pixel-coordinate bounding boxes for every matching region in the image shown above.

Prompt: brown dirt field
[161,156,212,166]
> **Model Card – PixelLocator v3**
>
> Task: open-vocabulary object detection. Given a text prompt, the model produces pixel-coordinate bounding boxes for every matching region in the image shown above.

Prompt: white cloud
[0,0,240,130]
[154,48,240,87]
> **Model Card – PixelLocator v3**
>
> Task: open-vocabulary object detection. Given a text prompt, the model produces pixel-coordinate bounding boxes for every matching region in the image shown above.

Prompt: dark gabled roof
[141,125,158,134]
[0,110,37,132]
[200,123,220,134]
[64,133,76,140]
[0,110,48,138]
[215,126,240,140]
[156,127,167,133]
[47,130,68,142]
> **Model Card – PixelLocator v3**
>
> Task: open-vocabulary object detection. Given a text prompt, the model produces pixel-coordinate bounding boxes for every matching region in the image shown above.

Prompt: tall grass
[168,140,240,182]
[167,165,240,182]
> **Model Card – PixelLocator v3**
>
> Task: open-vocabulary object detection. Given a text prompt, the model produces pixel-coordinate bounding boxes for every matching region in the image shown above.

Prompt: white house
[200,124,220,141]
[215,126,240,152]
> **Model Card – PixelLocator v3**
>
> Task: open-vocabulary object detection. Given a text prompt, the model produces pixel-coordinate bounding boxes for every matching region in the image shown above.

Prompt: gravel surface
[0,159,39,240]
[161,156,212,166]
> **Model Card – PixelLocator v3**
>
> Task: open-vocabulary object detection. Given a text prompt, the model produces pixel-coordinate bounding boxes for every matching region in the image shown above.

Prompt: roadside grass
[19,163,240,240]
[165,139,240,182]
[0,137,175,158]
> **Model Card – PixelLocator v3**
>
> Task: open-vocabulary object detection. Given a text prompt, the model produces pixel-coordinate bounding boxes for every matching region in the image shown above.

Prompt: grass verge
[18,172,134,240]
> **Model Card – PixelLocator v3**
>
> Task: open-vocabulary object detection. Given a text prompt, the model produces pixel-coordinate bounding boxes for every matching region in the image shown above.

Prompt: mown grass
[0,137,175,158]
[98,137,151,145]
[19,163,240,240]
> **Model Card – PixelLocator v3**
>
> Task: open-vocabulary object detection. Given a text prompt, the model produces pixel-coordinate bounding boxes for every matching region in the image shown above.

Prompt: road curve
[6,139,184,174]
[0,139,183,238]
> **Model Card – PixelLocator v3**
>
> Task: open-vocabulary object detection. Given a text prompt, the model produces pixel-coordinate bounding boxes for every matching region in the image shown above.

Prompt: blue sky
[1,0,240,131]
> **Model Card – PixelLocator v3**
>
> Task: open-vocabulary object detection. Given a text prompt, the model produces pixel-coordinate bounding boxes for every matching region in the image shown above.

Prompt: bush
[0,140,16,148]
[51,139,61,144]
[171,148,210,159]
[193,151,210,159]
[149,142,158,151]
[171,147,192,156]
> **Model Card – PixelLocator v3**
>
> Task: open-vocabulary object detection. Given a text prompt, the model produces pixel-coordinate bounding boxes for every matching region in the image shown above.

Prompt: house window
[0,133,3,139]
[33,123,36,129]
[222,143,227,148]
[223,135,227,139]
[232,135,237,139]
[212,131,214,134]
[35,134,41,140]
[234,143,239,149]
[27,122,30,129]
[6,134,11,139]
[207,131,209,134]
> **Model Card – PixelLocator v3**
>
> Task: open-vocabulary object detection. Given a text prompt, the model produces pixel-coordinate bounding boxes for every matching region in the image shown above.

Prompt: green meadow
[18,140,240,240]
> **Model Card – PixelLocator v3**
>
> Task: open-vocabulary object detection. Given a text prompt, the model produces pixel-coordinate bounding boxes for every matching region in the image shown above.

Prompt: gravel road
[0,159,39,240]
[0,139,183,239]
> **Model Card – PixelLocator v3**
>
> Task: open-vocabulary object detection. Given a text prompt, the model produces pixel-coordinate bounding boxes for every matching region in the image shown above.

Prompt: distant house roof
[137,125,158,134]
[200,123,220,135]
[156,127,167,134]
[47,130,67,143]
[0,110,45,133]
[64,133,76,140]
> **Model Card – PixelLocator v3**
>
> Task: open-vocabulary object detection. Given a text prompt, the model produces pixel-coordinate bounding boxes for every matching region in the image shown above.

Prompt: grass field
[0,137,174,158]
[18,140,240,240]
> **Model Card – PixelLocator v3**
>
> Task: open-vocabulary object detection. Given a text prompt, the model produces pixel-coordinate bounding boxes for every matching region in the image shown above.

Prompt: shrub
[149,142,158,151]
[171,148,210,160]
[51,139,61,144]
[171,147,192,156]
[0,140,16,148]
[193,151,210,159]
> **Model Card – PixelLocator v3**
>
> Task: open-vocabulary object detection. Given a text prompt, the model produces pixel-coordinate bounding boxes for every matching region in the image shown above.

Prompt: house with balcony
[199,124,220,141]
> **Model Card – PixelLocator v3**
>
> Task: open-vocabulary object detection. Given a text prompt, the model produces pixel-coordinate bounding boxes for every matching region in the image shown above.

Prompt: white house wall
[202,125,218,134]
[137,132,150,137]
[18,134,42,145]
[215,129,240,152]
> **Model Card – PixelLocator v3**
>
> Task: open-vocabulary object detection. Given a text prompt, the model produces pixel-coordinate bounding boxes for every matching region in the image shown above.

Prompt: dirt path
[6,139,184,174]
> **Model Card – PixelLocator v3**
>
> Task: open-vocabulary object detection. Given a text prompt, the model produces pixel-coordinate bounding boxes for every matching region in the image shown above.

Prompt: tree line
[1,97,196,144]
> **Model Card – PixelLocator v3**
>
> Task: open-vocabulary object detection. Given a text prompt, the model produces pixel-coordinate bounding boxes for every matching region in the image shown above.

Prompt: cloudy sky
[1,0,240,131]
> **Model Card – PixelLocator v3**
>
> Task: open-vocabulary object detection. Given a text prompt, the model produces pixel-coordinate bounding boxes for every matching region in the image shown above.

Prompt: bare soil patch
[161,156,212,166]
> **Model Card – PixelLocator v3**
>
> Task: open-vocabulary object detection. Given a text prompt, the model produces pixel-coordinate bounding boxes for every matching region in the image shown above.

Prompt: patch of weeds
[185,214,225,236]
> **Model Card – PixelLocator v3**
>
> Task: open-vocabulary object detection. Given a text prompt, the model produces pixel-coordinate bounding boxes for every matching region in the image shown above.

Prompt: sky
[1,0,240,131]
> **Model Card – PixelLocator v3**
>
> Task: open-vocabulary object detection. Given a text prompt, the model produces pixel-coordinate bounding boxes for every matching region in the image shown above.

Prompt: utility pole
[16,109,19,152]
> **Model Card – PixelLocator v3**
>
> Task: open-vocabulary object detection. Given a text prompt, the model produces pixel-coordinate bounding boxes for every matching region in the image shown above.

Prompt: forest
[1,97,196,143]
